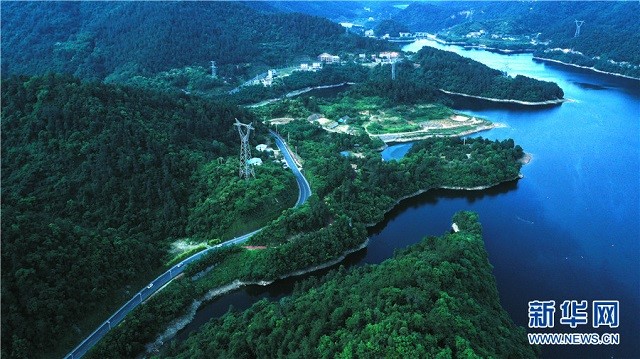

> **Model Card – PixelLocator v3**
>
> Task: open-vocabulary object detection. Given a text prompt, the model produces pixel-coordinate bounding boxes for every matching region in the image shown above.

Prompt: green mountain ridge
[0,74,294,358]
[1,2,392,82]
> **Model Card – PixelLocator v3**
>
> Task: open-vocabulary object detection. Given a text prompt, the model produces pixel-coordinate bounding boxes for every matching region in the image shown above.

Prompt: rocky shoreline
[532,56,640,81]
[147,153,530,353]
[439,89,565,106]
[374,124,495,143]
[146,237,370,352]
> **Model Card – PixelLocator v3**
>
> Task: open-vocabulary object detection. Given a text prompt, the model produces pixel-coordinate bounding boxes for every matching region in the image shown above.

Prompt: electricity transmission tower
[574,20,584,37]
[210,61,217,78]
[234,119,255,179]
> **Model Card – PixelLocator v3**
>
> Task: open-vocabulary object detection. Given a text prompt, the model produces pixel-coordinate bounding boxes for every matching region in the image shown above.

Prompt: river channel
[167,40,639,358]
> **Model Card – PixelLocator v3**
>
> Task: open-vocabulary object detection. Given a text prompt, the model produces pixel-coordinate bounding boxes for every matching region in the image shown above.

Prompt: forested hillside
[162,212,537,358]
[345,48,563,104]
[1,3,563,358]
[84,118,527,358]
[413,47,564,102]
[1,2,392,82]
[393,1,640,77]
[0,74,295,358]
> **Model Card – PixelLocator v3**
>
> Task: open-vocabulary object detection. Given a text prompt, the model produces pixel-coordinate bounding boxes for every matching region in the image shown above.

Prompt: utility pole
[210,60,217,78]
[234,119,255,179]
[391,60,397,80]
[574,20,584,38]
[391,61,396,80]
[502,62,511,76]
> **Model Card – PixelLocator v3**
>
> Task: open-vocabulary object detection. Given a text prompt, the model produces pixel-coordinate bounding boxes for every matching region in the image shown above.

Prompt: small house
[248,158,263,166]
[256,144,268,152]
[318,53,334,63]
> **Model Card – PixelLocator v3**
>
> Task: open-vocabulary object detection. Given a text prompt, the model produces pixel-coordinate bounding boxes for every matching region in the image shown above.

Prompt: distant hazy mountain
[245,1,405,23]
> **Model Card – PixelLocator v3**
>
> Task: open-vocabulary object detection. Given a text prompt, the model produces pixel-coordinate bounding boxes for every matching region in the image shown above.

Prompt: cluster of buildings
[356,51,400,64]
[253,143,290,169]
[247,69,278,87]
[317,53,341,64]
[299,62,323,71]
[298,53,341,72]
[365,30,432,41]
[244,47,401,88]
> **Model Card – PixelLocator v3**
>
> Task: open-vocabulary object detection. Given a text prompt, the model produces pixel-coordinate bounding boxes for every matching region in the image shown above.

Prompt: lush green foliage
[391,2,472,33]
[121,66,227,97]
[272,120,524,228]
[81,118,525,359]
[86,214,367,359]
[413,47,564,101]
[342,54,563,104]
[161,212,537,359]
[186,159,296,240]
[231,64,370,105]
[245,1,381,22]
[0,74,293,359]
[1,2,393,83]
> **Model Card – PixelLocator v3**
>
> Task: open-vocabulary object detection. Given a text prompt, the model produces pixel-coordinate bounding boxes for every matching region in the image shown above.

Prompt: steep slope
[0,74,294,358]
[1,2,391,82]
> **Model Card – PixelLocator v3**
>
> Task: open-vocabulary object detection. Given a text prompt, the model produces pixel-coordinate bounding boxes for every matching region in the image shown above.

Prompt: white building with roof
[256,144,268,152]
[248,158,263,166]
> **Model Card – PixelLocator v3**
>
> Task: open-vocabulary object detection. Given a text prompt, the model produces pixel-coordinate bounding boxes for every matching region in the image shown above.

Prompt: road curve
[270,129,312,206]
[65,132,310,359]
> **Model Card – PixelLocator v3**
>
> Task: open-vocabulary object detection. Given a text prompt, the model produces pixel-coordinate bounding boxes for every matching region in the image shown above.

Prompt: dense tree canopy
[82,116,527,359]
[0,4,552,357]
[412,47,564,102]
[0,74,294,358]
[161,212,537,359]
[1,2,394,83]
[374,19,410,37]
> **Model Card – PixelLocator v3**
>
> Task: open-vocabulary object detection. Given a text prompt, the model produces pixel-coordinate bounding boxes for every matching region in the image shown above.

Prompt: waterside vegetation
[161,212,537,359]
[84,117,526,358]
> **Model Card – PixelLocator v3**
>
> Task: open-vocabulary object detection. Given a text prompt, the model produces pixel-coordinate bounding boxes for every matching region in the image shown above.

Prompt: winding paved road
[270,129,312,206]
[65,133,310,359]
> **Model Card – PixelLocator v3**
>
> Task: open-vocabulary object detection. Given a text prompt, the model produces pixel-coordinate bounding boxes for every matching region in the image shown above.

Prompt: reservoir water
[171,40,640,358]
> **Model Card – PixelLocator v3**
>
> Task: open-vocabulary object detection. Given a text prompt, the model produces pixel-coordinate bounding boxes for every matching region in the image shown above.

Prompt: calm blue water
[172,41,640,358]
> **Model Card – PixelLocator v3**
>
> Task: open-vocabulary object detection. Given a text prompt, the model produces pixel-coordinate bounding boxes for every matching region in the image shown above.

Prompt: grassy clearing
[253,95,492,141]
[165,244,209,268]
